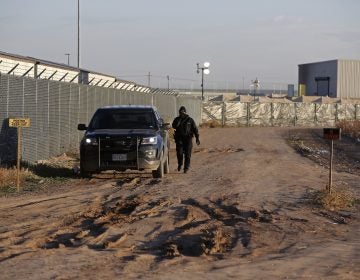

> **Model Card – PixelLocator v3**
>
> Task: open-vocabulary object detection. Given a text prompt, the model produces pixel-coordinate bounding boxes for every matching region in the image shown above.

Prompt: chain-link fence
[0,74,202,164]
[203,101,359,127]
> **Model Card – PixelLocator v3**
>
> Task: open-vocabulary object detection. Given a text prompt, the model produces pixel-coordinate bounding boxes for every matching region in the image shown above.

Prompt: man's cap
[179,106,186,113]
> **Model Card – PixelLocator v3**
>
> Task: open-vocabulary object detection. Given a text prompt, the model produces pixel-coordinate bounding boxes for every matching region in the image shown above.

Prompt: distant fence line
[0,74,201,164]
[203,101,359,127]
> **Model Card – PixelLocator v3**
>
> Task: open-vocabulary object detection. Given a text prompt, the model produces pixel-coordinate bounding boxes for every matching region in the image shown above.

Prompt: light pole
[197,62,210,100]
[65,53,70,65]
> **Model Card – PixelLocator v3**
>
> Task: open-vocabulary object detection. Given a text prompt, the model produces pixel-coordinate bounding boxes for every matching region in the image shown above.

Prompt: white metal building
[298,59,360,99]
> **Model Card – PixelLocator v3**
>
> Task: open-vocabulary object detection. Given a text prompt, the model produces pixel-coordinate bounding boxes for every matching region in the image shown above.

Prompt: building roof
[298,59,360,66]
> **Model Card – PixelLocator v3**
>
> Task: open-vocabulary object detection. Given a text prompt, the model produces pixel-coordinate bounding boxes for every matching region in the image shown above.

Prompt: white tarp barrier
[203,101,358,127]
[202,102,223,124]
[337,104,356,120]
[249,103,271,126]
[272,103,295,126]
[295,103,316,127]
[316,104,336,126]
[224,102,248,126]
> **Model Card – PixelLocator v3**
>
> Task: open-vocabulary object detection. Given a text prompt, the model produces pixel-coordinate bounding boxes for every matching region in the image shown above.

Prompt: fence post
[86,86,89,123]
[47,81,50,159]
[355,104,358,120]
[314,103,317,125]
[35,79,38,161]
[294,103,297,126]
[247,102,250,127]
[6,75,9,118]
[270,102,274,126]
[335,103,339,123]
[22,79,25,116]
[78,85,81,145]
[221,102,226,127]
[58,83,61,153]
[68,84,71,149]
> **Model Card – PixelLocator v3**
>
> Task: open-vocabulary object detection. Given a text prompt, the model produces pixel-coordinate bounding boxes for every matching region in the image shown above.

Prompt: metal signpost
[9,118,30,192]
[323,128,341,194]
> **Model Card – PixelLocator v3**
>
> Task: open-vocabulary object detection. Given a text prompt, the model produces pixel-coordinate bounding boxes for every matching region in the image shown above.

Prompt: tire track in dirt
[0,127,359,279]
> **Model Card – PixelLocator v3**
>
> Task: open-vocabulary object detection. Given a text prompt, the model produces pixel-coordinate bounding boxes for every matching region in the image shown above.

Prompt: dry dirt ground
[0,127,359,280]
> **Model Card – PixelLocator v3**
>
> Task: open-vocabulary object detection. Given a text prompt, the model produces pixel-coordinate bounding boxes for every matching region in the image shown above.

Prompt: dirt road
[0,127,359,279]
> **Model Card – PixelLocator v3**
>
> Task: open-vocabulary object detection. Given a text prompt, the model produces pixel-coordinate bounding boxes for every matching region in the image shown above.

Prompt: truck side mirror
[78,124,87,131]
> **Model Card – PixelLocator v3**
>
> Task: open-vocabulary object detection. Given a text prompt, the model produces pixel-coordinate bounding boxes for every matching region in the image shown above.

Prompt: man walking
[172,106,200,173]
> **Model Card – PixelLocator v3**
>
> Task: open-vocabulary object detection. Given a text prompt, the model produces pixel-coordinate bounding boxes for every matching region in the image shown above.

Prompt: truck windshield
[89,109,157,130]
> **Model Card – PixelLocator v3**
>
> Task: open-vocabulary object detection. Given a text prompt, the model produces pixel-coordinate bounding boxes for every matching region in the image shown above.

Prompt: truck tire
[152,152,164,178]
[80,162,92,178]
[164,152,169,174]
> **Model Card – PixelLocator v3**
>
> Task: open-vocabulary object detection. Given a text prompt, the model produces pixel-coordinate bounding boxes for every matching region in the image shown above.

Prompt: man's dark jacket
[172,114,199,140]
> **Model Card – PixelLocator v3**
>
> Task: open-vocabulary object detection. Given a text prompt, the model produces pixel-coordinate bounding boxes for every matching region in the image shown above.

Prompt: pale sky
[1,0,359,90]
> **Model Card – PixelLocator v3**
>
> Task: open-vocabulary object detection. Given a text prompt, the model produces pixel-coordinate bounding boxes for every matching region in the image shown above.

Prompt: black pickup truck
[77,105,170,178]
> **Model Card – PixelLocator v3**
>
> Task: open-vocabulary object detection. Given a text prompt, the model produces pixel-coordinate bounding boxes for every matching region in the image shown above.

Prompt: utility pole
[148,72,151,87]
[77,0,80,68]
[167,75,170,90]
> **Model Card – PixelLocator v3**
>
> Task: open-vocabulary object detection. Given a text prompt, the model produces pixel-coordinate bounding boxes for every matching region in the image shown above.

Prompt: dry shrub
[200,120,222,128]
[0,168,23,191]
[314,187,356,211]
[336,120,360,140]
[0,167,38,192]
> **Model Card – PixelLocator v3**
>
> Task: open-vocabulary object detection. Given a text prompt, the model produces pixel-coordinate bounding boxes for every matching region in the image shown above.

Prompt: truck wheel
[164,152,169,174]
[152,152,164,178]
[80,162,92,178]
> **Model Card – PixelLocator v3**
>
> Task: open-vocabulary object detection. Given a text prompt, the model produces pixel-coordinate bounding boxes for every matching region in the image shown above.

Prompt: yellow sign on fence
[9,118,31,128]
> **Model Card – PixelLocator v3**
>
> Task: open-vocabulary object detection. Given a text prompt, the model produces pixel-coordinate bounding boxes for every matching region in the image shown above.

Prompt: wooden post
[9,118,30,192]
[323,128,341,194]
[16,126,21,192]
[328,139,334,194]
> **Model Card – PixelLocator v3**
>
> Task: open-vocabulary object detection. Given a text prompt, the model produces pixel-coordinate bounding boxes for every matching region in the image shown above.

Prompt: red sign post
[323,128,341,194]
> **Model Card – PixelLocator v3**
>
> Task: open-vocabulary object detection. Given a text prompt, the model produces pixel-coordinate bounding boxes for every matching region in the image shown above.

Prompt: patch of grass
[312,187,356,211]
[337,120,360,140]
[0,153,78,194]
[0,167,36,193]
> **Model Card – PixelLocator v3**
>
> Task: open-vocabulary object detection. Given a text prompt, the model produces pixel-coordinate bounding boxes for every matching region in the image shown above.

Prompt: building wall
[298,60,338,97]
[337,60,360,99]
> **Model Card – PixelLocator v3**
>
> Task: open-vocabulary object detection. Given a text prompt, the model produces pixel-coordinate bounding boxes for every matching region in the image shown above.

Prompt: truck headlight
[144,149,156,158]
[85,138,98,146]
[142,137,157,145]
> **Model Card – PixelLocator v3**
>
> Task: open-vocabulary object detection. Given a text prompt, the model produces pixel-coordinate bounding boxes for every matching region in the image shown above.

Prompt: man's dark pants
[175,137,193,171]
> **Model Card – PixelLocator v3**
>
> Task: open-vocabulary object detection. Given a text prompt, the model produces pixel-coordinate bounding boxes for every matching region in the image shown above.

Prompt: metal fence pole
[86,86,89,123]
[22,79,25,116]
[355,104,358,120]
[6,76,9,118]
[47,81,50,159]
[247,102,250,127]
[78,85,81,144]
[35,79,38,161]
[68,85,72,149]
[58,84,61,152]
[335,103,339,123]
[221,102,226,127]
